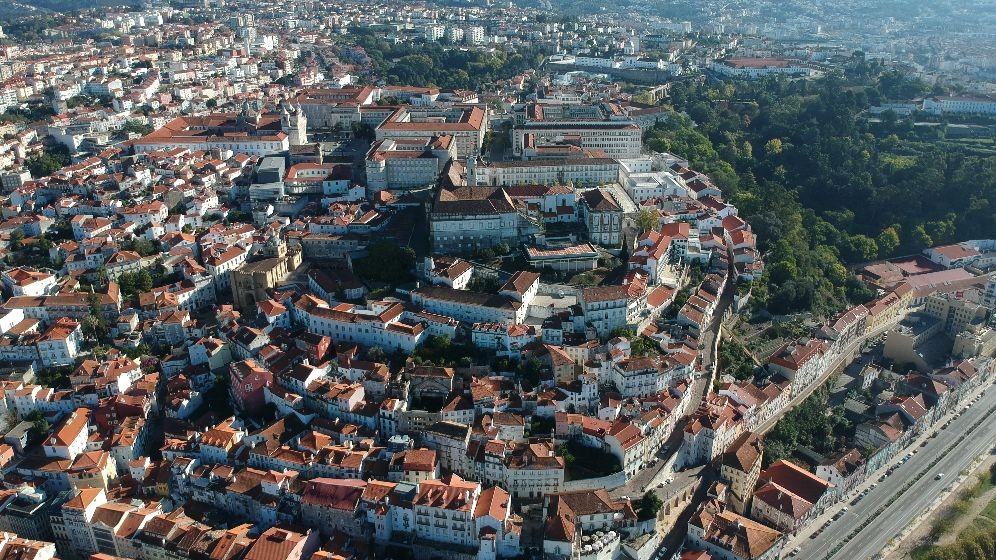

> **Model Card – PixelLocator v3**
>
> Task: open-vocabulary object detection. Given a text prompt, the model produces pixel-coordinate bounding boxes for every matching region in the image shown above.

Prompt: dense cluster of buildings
[0,3,992,560]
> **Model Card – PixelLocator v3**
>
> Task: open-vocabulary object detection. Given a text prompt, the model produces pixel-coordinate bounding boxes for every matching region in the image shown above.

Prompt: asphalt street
[756,318,899,435]
[792,382,996,560]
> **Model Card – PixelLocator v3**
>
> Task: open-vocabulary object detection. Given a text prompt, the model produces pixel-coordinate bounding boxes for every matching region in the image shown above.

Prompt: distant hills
[0,1,138,22]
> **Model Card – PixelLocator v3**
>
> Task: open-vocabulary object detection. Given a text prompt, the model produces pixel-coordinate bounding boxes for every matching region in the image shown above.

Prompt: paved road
[755,318,901,435]
[608,245,737,499]
[793,383,996,560]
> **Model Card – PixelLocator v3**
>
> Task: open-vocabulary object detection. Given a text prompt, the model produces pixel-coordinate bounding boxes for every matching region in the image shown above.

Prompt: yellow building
[720,431,763,515]
[68,450,118,491]
[230,249,302,311]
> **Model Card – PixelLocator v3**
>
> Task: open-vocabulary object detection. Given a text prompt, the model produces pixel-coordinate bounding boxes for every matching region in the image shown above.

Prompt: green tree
[136,268,153,292]
[912,224,933,250]
[635,208,658,233]
[121,121,153,135]
[555,443,575,468]
[132,238,157,256]
[876,227,901,257]
[83,291,109,340]
[637,492,663,521]
[846,234,879,262]
[25,410,50,445]
[26,144,71,177]
[9,230,24,250]
[353,241,416,284]
[368,346,387,363]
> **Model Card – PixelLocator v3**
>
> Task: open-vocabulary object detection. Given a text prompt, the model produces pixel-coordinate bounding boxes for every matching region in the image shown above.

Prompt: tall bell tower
[281,103,308,146]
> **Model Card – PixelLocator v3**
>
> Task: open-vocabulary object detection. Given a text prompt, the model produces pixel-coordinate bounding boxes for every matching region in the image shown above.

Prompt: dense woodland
[647,58,996,317]
[347,29,548,90]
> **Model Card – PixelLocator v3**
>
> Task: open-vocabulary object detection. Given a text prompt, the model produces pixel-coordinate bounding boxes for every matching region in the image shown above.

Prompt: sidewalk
[883,455,996,559]
[782,381,992,552]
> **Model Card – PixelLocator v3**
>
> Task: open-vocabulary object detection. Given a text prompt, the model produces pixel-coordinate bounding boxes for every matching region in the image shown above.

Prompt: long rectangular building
[468,157,620,187]
[376,106,486,158]
[429,186,538,253]
[410,286,525,325]
[294,87,378,130]
[130,113,289,156]
[295,297,427,352]
[511,121,642,159]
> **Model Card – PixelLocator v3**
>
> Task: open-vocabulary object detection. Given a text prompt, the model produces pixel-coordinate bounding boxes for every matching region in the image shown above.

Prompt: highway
[790,382,996,560]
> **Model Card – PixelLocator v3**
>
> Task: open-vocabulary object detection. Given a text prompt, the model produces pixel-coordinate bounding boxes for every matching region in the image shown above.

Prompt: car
[658,482,664,488]
[921,441,929,447]
[936,473,944,480]
[842,507,849,513]
[809,533,819,539]
[879,475,887,482]
[871,483,877,489]
[789,547,802,557]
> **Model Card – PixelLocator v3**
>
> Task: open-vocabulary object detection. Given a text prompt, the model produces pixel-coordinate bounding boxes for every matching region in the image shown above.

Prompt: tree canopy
[347,30,548,90]
[648,69,995,316]
[352,241,416,285]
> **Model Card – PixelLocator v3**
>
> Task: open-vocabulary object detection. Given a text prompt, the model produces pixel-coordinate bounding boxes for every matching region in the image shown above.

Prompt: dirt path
[885,456,996,559]
[936,469,996,546]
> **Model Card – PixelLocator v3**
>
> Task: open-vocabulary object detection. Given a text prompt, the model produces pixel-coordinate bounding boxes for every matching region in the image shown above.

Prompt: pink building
[229,359,273,415]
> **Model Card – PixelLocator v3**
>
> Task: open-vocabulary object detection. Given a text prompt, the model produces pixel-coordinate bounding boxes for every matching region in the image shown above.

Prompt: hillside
[0,0,136,22]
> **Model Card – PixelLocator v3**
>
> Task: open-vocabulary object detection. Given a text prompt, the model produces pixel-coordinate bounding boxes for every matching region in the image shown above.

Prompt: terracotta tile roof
[412,474,479,511]
[400,449,437,472]
[692,501,782,559]
[474,486,510,520]
[244,526,312,560]
[758,459,832,505]
[301,478,366,511]
[722,432,763,473]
